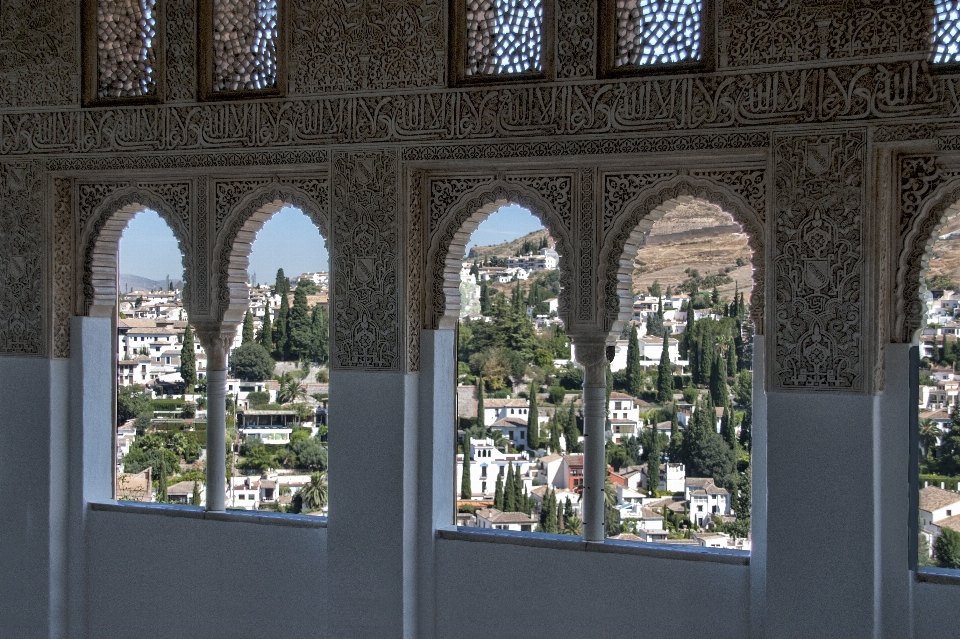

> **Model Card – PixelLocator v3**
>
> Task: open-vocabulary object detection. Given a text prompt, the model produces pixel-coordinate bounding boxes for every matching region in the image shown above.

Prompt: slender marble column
[575,339,608,542]
[195,327,234,513]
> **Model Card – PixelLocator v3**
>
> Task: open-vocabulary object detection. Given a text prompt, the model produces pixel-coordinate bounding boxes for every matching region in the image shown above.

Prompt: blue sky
[119,204,543,282]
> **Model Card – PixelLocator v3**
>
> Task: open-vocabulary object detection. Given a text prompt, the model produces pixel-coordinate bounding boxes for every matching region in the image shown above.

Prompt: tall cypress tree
[542,489,558,533]
[180,324,196,392]
[288,285,313,361]
[668,404,683,463]
[477,377,485,427]
[190,480,201,506]
[479,280,490,315]
[494,471,504,510]
[512,463,524,510]
[626,325,642,397]
[241,311,255,345]
[275,268,289,297]
[157,456,168,502]
[275,292,290,360]
[710,357,730,407]
[527,381,540,451]
[657,332,673,404]
[460,442,472,499]
[727,336,738,376]
[503,463,516,512]
[549,416,562,452]
[647,428,662,495]
[259,306,273,353]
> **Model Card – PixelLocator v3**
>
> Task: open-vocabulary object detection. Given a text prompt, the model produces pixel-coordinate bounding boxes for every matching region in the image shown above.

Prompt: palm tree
[919,418,940,460]
[276,372,307,404]
[299,472,328,512]
[562,516,583,536]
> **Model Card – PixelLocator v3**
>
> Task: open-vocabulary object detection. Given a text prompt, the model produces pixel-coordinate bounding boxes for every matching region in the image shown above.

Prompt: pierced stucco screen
[96,0,158,99]
[465,0,543,75]
[934,0,960,64]
[212,0,278,91]
[615,0,702,67]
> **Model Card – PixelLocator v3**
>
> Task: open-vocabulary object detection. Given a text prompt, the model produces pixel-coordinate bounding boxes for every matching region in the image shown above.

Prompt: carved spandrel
[773,131,866,392]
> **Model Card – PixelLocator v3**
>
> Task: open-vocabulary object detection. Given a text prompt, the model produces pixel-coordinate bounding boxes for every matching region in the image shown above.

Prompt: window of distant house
[934,0,960,64]
[200,0,283,97]
[453,0,553,83]
[86,0,161,103]
[601,0,707,75]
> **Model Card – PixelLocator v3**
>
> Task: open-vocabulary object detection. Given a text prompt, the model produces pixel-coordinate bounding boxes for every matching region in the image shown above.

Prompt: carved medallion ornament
[0,161,45,356]
[557,0,595,79]
[895,157,960,344]
[332,150,401,371]
[600,173,766,336]
[773,131,866,392]
[213,178,329,325]
[424,174,575,332]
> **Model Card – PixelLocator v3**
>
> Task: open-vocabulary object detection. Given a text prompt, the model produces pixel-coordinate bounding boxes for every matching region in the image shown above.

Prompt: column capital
[192,322,237,370]
[573,339,608,384]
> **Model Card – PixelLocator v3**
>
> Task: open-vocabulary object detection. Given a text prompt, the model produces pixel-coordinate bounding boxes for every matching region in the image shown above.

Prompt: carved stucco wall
[0,3,957,393]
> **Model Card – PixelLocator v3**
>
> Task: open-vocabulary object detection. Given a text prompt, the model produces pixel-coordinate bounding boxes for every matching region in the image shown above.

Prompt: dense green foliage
[229,342,276,381]
[934,527,960,569]
[180,325,196,390]
[117,384,152,425]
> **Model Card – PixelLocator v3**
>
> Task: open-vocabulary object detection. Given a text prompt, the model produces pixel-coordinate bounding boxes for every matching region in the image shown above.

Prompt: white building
[456,438,534,498]
[919,486,960,556]
[475,508,538,532]
[684,477,732,527]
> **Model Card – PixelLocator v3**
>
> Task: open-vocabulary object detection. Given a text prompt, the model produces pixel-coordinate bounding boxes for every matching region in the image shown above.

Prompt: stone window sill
[89,500,326,529]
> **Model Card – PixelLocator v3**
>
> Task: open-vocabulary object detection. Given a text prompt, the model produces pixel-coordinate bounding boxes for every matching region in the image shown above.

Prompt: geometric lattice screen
[96,0,158,99]
[212,0,278,91]
[615,0,702,66]
[934,0,960,64]
[466,0,543,75]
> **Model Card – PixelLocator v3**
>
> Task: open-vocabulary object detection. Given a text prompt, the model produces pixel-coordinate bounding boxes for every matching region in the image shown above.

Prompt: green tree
[626,325,642,397]
[549,416,562,452]
[667,406,683,463]
[275,292,290,360]
[476,376,485,425]
[241,311,255,345]
[647,429,662,494]
[274,268,289,297]
[190,481,201,506]
[657,332,673,403]
[290,437,327,470]
[938,402,960,475]
[276,372,307,404]
[229,343,275,381]
[541,488,558,533]
[288,285,314,361]
[527,381,540,450]
[157,456,168,502]
[504,463,516,512]
[298,472,328,512]
[461,442,472,499]
[479,280,490,315]
[935,528,960,569]
[117,384,152,425]
[494,471,504,510]
[180,324,197,391]
[259,306,274,353]
[512,461,524,510]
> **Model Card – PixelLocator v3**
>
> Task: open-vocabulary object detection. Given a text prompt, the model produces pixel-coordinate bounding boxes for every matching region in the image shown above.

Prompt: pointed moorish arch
[598,175,765,339]
[214,182,329,326]
[80,186,192,317]
[895,177,960,344]
[424,179,574,331]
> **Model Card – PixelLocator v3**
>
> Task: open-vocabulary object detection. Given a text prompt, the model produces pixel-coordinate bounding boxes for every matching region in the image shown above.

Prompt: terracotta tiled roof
[919,486,960,513]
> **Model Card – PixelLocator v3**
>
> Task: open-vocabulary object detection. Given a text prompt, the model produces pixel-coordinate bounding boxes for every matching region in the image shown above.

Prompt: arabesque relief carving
[773,131,865,392]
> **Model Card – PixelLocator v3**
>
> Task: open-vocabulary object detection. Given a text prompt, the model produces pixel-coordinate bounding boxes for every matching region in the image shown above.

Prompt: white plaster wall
[86,510,328,639]
[0,356,70,639]
[434,540,750,638]
[914,580,960,638]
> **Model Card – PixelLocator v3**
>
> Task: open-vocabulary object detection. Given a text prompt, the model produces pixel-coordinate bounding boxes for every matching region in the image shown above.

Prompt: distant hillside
[467,228,553,260]
[119,274,182,293]
[460,200,754,303]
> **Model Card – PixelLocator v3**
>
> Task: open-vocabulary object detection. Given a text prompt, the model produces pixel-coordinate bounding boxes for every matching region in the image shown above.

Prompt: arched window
[453,0,553,83]
[201,0,283,97]
[934,0,960,65]
[610,196,755,546]
[456,204,570,533]
[85,0,161,103]
[601,0,707,75]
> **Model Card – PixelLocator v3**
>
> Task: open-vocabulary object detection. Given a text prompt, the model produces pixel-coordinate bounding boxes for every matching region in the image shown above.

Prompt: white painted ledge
[916,566,960,586]
[437,527,750,565]
[89,500,327,529]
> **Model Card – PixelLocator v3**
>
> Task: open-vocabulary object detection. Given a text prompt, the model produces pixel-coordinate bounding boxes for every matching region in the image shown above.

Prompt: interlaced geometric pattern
[934,0,960,64]
[96,0,158,99]
[212,0,278,91]
[615,0,702,67]
[466,0,543,76]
